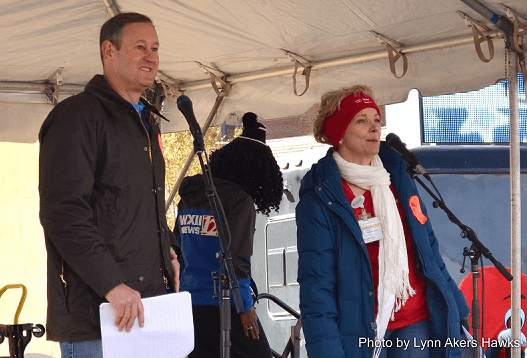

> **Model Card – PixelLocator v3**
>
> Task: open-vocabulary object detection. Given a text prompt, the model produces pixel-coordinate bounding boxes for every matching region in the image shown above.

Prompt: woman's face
[337,107,381,165]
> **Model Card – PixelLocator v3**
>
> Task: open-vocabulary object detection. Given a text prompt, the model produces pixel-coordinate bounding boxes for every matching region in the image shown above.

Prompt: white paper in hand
[100,291,194,358]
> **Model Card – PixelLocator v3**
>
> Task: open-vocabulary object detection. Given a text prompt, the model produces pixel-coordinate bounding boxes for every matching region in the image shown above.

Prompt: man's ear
[101,40,115,62]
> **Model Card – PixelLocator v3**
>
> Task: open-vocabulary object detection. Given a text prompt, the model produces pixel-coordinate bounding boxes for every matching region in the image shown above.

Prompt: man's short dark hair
[99,12,154,62]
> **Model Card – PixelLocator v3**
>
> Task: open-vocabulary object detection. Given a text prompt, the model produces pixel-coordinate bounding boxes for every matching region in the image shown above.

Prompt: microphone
[385,133,430,180]
[177,95,205,152]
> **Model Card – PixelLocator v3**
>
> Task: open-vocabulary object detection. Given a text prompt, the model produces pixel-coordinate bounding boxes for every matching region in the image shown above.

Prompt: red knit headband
[322,92,381,147]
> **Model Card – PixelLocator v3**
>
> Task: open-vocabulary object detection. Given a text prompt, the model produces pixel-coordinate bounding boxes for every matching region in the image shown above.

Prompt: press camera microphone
[177,95,205,152]
[385,133,430,180]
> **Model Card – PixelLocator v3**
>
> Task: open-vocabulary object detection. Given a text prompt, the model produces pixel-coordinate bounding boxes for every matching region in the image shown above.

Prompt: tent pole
[176,33,500,92]
[0,82,84,94]
[459,0,513,34]
[461,2,521,354]
[165,95,225,212]
[100,0,119,17]
[507,49,522,358]
[0,32,501,97]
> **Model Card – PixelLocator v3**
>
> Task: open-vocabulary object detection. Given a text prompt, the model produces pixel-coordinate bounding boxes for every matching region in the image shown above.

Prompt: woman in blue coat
[296,85,469,358]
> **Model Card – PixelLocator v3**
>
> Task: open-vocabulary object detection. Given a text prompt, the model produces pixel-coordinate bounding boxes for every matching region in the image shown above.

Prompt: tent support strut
[508,49,522,358]
[165,94,226,212]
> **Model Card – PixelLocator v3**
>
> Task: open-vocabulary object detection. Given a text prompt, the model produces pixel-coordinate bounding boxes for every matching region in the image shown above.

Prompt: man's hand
[105,283,144,332]
[170,247,180,292]
[240,307,260,340]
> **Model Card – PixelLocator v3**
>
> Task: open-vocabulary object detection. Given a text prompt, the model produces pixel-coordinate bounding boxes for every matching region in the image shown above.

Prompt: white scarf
[332,151,415,358]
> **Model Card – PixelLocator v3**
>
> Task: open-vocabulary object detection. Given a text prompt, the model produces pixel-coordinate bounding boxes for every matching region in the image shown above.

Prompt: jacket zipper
[134,109,153,164]
[321,182,377,336]
[60,258,67,291]
[413,243,452,346]
[137,108,170,290]
[60,258,70,313]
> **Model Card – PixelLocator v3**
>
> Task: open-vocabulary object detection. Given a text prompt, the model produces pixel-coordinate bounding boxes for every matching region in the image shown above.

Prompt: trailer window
[264,214,300,320]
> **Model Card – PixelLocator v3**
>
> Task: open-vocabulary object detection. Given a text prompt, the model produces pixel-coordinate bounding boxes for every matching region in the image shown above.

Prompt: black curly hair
[209,138,283,216]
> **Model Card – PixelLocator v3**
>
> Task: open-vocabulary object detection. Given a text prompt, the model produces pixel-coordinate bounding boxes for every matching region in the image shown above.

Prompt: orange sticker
[409,195,427,225]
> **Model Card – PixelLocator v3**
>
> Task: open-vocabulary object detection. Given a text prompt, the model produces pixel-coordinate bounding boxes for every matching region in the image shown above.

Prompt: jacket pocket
[59,258,70,315]
[94,194,118,253]
[119,262,165,296]
[338,296,363,336]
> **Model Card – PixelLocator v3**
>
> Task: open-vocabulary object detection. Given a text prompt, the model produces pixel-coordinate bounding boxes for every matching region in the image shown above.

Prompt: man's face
[107,22,159,97]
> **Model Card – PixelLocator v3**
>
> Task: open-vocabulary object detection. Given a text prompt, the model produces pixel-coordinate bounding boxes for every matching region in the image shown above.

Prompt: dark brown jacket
[39,75,177,341]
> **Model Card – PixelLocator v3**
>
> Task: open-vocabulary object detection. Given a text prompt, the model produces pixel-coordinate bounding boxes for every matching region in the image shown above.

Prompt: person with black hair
[175,112,282,358]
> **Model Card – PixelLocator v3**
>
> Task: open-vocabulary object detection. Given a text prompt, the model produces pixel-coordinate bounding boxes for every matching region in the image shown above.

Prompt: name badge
[358,217,383,244]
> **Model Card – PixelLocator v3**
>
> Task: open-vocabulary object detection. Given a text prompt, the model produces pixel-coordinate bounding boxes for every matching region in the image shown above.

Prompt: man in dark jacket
[39,12,180,358]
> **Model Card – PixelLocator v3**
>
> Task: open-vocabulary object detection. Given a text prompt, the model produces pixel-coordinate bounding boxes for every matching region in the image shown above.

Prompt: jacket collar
[299,148,342,197]
[141,98,170,122]
[300,143,402,203]
[85,75,170,123]
[179,174,247,208]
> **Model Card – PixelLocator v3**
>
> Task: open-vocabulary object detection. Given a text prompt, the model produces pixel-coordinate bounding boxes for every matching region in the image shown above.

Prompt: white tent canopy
[0,1,525,357]
[1,0,525,142]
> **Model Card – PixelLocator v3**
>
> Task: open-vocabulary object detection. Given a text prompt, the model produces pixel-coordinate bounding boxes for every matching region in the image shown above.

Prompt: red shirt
[341,179,430,329]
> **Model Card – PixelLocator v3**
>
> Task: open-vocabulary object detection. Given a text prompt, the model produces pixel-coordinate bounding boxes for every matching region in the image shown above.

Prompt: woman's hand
[240,307,260,340]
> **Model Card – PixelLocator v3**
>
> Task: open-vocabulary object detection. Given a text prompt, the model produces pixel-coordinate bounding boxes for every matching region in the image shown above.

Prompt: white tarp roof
[1,2,526,356]
[1,0,525,143]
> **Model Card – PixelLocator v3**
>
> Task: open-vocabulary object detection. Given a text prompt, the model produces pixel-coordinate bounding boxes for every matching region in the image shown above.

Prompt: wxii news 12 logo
[179,212,218,236]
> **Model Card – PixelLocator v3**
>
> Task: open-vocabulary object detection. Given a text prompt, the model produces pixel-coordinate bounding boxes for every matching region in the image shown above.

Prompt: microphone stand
[405,165,513,358]
[190,131,244,358]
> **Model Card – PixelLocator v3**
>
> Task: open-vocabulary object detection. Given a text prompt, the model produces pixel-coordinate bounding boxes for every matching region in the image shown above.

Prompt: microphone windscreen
[385,133,400,146]
[177,95,191,109]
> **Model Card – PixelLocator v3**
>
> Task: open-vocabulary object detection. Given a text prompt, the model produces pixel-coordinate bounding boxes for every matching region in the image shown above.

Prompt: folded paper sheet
[100,291,194,358]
